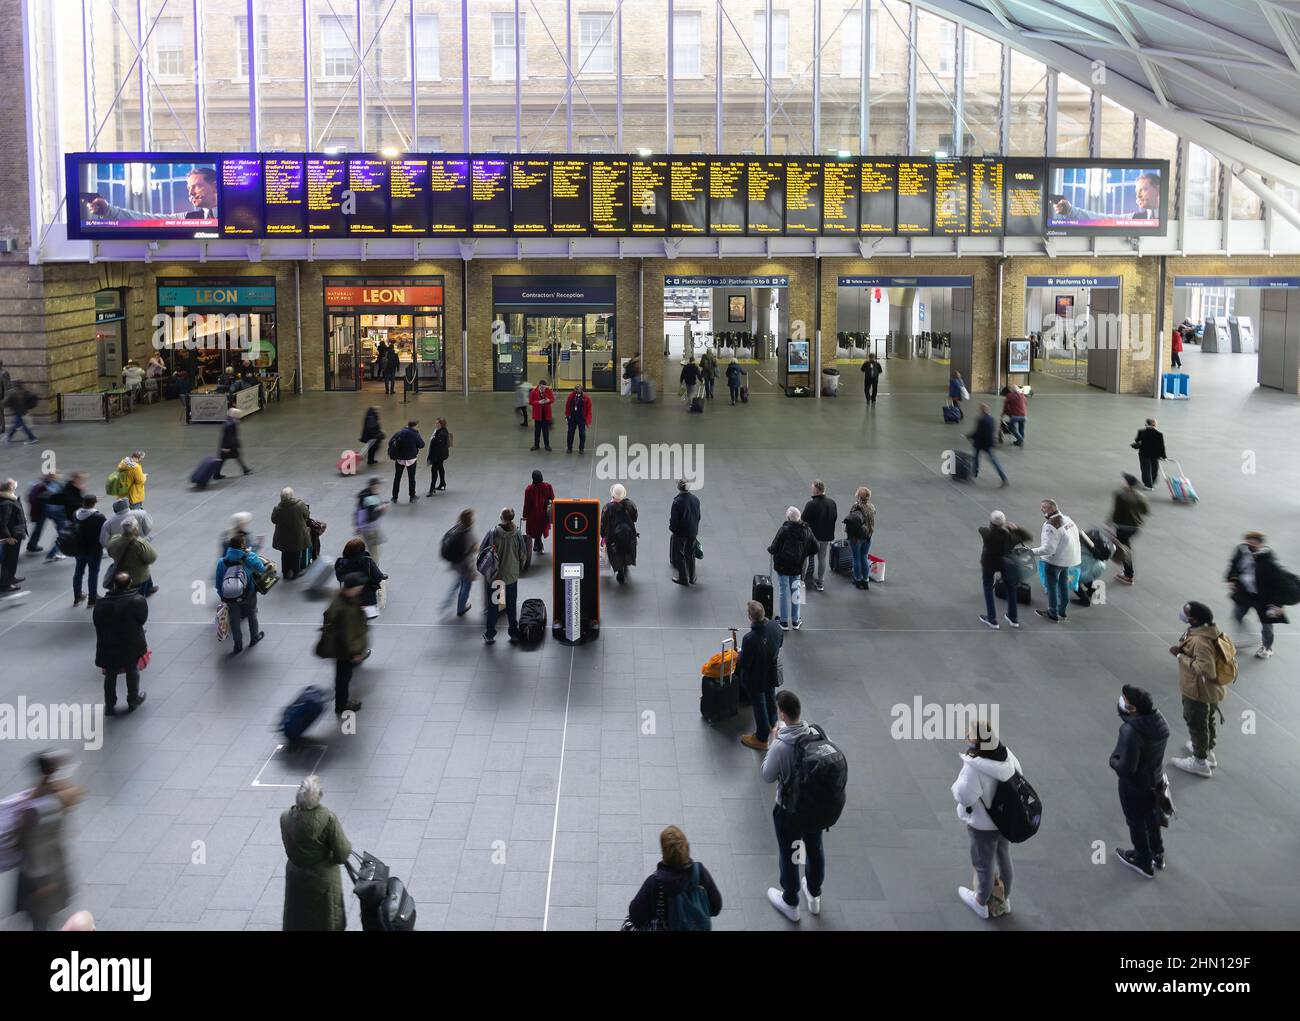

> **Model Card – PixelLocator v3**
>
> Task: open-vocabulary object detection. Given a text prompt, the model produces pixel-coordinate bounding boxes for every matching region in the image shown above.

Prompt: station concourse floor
[1,347,1297,932]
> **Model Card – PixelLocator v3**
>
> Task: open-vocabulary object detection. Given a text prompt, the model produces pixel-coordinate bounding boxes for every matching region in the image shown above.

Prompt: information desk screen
[511,159,551,234]
[859,161,897,234]
[69,155,222,239]
[220,157,262,237]
[306,157,346,235]
[821,160,859,236]
[1004,159,1045,236]
[390,160,430,235]
[670,159,708,235]
[746,159,784,234]
[708,160,746,235]
[896,160,934,235]
[1045,160,1168,235]
[428,158,469,234]
[934,159,969,236]
[590,159,629,234]
[264,157,306,236]
[969,158,1004,236]
[470,158,510,235]
[551,159,591,234]
[347,158,388,235]
[629,159,669,234]
[784,159,823,235]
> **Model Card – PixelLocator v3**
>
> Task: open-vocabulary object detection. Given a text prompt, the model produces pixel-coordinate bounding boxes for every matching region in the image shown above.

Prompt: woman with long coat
[271,486,312,579]
[522,470,555,555]
[599,483,639,584]
[359,406,384,465]
[281,775,352,931]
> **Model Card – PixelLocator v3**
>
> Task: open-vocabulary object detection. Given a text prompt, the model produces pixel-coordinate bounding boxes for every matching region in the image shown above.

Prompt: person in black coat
[668,480,701,586]
[93,572,149,715]
[383,346,400,394]
[0,477,29,592]
[388,420,425,503]
[739,599,784,751]
[978,510,1031,629]
[860,353,883,404]
[1131,418,1166,490]
[359,407,384,465]
[334,537,387,610]
[1226,531,1296,660]
[213,409,252,479]
[373,341,389,384]
[71,493,106,607]
[767,508,818,630]
[1110,685,1170,878]
[626,825,723,930]
[801,481,838,592]
[967,404,1008,487]
[426,418,450,495]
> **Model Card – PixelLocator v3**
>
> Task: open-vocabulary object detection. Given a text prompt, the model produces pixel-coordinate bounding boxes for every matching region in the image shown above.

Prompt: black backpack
[843,506,867,540]
[982,770,1042,844]
[387,434,401,460]
[784,724,847,831]
[610,506,635,555]
[776,525,806,573]
[439,526,464,563]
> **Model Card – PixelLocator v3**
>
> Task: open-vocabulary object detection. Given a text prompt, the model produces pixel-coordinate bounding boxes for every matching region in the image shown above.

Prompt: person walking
[440,508,477,618]
[978,510,1032,630]
[952,720,1020,919]
[843,486,876,591]
[333,537,387,616]
[1030,499,1082,623]
[359,406,384,466]
[24,472,61,558]
[373,341,389,385]
[1000,386,1027,446]
[1170,328,1183,369]
[515,380,531,425]
[967,404,1009,487]
[216,534,270,655]
[1110,685,1170,879]
[1168,601,1233,778]
[0,478,28,593]
[480,507,528,644]
[528,379,555,451]
[218,511,257,556]
[739,599,784,751]
[1226,531,1291,660]
[699,348,718,400]
[625,825,723,931]
[522,470,554,556]
[669,479,701,587]
[947,369,968,420]
[280,775,352,931]
[426,417,450,495]
[680,357,701,402]
[321,574,370,715]
[213,410,253,479]
[105,518,157,597]
[383,345,400,394]
[388,419,425,503]
[768,507,817,631]
[1131,418,1166,491]
[801,481,838,592]
[725,359,746,404]
[113,451,148,509]
[861,353,883,404]
[600,484,639,585]
[9,750,84,930]
[93,571,149,715]
[271,487,312,580]
[625,355,642,401]
[3,380,38,443]
[1109,473,1149,586]
[564,385,592,454]
[353,478,388,563]
[70,494,106,607]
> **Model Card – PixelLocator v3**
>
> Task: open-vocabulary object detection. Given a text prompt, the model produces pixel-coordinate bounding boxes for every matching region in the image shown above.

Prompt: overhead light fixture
[837,149,851,159]
[324,146,341,155]
[934,150,949,159]
[637,147,653,157]
[381,147,400,159]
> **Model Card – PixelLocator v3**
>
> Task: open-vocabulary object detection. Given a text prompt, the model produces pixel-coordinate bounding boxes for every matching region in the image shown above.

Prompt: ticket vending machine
[552,498,601,644]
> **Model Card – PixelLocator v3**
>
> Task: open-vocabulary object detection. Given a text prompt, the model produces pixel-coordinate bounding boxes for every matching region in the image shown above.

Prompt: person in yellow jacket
[1168,600,1230,779]
[115,451,148,509]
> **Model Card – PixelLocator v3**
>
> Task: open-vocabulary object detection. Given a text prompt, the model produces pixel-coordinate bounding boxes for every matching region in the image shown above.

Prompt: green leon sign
[157,285,277,307]
[418,331,441,360]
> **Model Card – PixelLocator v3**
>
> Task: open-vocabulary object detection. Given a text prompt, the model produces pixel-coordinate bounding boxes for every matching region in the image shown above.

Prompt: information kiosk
[552,498,601,644]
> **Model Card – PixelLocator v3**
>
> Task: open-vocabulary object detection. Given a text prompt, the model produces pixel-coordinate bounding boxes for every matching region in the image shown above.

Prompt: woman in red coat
[522,470,555,554]
[1170,328,1184,369]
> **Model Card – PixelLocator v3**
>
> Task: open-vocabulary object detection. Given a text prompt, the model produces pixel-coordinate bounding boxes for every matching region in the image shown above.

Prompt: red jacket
[522,482,555,538]
[1171,330,1184,353]
[1002,389,1028,417]
[564,391,592,426]
[529,385,554,421]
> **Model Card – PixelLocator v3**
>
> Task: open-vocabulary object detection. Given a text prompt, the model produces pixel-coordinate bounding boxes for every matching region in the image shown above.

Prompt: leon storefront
[324,276,446,391]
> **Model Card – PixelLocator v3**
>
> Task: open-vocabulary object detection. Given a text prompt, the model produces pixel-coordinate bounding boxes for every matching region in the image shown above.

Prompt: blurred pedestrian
[214,410,253,479]
[9,750,84,930]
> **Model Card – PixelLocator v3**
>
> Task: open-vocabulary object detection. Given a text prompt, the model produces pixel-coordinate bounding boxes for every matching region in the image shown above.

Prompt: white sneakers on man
[801,876,822,916]
[1170,755,1212,778]
[1183,742,1216,768]
[766,887,800,922]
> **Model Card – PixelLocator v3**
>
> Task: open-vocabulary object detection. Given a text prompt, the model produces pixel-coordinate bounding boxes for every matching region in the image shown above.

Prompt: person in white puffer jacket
[951,721,1021,920]
[1030,498,1081,623]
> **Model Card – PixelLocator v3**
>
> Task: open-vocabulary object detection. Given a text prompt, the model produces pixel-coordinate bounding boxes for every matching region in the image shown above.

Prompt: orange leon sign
[325,285,444,306]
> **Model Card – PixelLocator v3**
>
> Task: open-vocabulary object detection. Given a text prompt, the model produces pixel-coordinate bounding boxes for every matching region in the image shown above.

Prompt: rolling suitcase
[639,379,656,402]
[518,597,547,644]
[943,405,962,423]
[829,539,853,576]
[1166,459,1198,504]
[700,630,740,725]
[952,451,974,482]
[740,385,749,403]
[280,685,328,744]
[301,555,335,598]
[346,851,417,932]
[191,456,221,489]
[752,574,774,619]
[689,396,705,413]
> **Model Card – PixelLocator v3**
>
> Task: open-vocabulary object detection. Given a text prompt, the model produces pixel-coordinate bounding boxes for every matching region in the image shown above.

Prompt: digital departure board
[390,159,430,235]
[934,159,969,236]
[1005,158,1045,236]
[708,160,746,235]
[747,159,784,235]
[670,159,707,235]
[785,160,823,235]
[470,158,509,235]
[590,159,629,234]
[821,160,859,236]
[264,157,305,236]
[511,159,550,234]
[347,158,388,235]
[896,161,934,235]
[859,161,896,234]
[306,157,346,236]
[428,158,469,234]
[629,159,669,234]
[969,158,1004,236]
[551,159,591,234]
[220,157,262,237]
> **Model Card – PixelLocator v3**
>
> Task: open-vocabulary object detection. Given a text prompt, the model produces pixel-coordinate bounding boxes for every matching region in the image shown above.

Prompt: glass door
[414,312,445,390]
[327,314,359,391]
[583,312,616,391]
[492,312,527,391]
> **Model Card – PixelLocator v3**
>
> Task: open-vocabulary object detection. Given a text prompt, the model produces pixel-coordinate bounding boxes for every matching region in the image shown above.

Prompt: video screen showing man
[78,161,219,229]
[1048,167,1162,227]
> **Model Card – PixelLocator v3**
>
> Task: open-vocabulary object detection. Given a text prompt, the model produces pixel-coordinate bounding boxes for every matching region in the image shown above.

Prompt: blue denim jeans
[1008,416,1026,444]
[5,412,36,442]
[982,565,1019,623]
[42,507,67,560]
[445,573,473,615]
[972,447,1007,483]
[750,686,778,741]
[773,804,824,906]
[849,537,872,582]
[1044,563,1069,618]
[485,580,518,638]
[776,574,802,624]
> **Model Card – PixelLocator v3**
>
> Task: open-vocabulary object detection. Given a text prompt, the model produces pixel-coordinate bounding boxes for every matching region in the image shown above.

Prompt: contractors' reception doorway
[491,275,616,392]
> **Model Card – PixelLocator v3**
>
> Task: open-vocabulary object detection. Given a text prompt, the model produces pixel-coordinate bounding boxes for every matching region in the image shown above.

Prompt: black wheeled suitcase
[700,631,740,725]
[518,597,547,644]
[829,539,853,576]
[191,456,221,489]
[751,574,774,620]
[993,577,1032,605]
[346,851,417,932]
[952,451,974,482]
[689,396,705,413]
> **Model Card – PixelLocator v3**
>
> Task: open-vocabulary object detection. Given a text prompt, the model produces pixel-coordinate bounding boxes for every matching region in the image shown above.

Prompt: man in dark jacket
[1226,531,1296,661]
[1110,684,1170,879]
[271,487,312,579]
[564,386,592,454]
[1109,473,1149,586]
[767,508,818,631]
[0,477,28,592]
[71,494,106,607]
[388,419,425,503]
[383,345,400,394]
[93,572,149,716]
[3,381,38,443]
[213,409,252,479]
[861,353,883,404]
[680,358,701,402]
[968,404,1008,487]
[359,406,383,465]
[426,418,450,494]
[1132,418,1166,490]
[740,599,784,750]
[324,574,370,715]
[978,510,1032,630]
[669,480,701,586]
[801,481,838,592]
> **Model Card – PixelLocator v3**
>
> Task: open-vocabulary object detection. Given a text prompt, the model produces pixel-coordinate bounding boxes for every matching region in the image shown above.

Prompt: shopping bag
[215,604,230,642]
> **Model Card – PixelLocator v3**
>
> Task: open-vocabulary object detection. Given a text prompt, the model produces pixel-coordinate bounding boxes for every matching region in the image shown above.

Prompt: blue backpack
[665,863,712,931]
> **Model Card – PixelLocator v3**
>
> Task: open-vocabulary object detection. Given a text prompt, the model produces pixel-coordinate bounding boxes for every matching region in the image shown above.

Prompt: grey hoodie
[761,720,813,809]
[99,500,152,548]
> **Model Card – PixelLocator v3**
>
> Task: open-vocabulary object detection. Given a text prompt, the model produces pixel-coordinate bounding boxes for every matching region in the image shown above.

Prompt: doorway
[1174,279,1300,397]
[1024,276,1122,393]
[490,275,617,392]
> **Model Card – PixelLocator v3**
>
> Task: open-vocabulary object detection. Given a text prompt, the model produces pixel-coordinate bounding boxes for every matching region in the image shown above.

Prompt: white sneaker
[1004,616,1021,629]
[46,552,67,561]
[1255,646,1274,659]
[1183,742,1216,768]
[958,886,989,919]
[767,887,800,922]
[800,876,822,916]
[978,614,999,630]
[1170,755,1212,778]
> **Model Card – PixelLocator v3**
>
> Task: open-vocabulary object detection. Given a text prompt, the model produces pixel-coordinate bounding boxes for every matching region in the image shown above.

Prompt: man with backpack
[767,508,818,631]
[440,509,477,618]
[1169,601,1236,778]
[110,451,148,509]
[600,484,639,585]
[1110,685,1170,879]
[216,533,271,655]
[761,690,845,922]
[1225,531,1297,661]
[388,420,425,503]
[3,380,38,443]
[105,517,157,597]
[625,825,722,931]
[951,720,1024,920]
[740,600,784,752]
[479,507,528,645]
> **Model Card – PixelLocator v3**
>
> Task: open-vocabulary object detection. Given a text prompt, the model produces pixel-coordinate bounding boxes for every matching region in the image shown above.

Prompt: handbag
[620,880,667,932]
[693,539,703,560]
[137,649,152,671]
[215,604,230,642]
